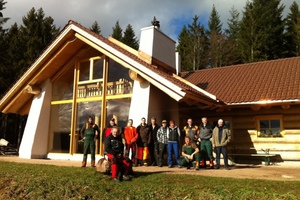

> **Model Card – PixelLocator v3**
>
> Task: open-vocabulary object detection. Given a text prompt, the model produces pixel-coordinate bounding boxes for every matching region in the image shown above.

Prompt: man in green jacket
[80,116,100,167]
[212,119,231,170]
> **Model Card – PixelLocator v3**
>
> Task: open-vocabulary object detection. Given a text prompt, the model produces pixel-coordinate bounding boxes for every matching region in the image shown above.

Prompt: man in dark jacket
[104,126,131,181]
[136,117,151,166]
[167,120,181,168]
[148,117,160,166]
[80,116,100,167]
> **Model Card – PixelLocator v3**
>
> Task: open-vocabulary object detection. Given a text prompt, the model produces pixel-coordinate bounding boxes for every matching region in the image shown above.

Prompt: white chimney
[138,26,176,70]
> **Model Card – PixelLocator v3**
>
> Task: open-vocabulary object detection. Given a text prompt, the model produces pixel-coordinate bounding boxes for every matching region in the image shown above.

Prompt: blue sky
[2,0,297,43]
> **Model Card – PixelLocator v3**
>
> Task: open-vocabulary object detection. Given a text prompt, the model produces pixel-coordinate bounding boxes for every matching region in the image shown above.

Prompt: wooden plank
[228,154,276,157]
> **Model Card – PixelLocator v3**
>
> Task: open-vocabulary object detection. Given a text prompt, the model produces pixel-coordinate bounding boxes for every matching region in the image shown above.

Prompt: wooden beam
[100,56,109,156]
[23,85,41,95]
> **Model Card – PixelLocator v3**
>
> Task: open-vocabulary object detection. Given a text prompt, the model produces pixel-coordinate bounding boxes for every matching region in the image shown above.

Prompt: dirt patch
[0,156,299,181]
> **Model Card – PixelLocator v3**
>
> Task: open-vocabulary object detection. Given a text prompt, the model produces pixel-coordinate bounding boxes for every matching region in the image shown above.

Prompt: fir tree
[18,8,59,71]
[284,1,300,57]
[111,20,122,41]
[177,25,193,71]
[90,21,101,35]
[122,24,139,50]
[207,4,223,36]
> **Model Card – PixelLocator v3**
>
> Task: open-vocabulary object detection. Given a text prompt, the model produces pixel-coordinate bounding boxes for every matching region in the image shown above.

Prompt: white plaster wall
[128,80,151,127]
[19,79,52,159]
[148,85,179,126]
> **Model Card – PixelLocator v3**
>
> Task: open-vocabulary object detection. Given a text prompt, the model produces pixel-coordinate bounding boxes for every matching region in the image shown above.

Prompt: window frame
[255,115,284,138]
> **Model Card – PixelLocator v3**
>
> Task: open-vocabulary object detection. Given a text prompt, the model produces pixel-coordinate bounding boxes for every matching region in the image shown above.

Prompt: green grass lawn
[0,161,299,200]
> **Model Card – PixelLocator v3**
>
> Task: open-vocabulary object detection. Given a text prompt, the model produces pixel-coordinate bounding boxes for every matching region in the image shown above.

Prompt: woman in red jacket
[123,119,138,166]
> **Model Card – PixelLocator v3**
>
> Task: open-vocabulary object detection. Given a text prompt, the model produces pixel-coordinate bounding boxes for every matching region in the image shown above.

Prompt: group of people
[80,116,231,181]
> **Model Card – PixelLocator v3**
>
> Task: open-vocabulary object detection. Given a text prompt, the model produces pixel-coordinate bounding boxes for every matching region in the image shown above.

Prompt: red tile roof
[180,57,300,104]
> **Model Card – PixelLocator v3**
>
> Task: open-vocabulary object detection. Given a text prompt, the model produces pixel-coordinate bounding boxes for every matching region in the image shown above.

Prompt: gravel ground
[0,156,299,181]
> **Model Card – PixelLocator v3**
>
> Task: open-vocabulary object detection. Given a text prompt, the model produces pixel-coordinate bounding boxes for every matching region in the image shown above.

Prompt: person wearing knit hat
[212,119,231,170]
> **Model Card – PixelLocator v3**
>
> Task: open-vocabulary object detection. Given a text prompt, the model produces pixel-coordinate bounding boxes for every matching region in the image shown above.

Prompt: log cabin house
[0,20,299,165]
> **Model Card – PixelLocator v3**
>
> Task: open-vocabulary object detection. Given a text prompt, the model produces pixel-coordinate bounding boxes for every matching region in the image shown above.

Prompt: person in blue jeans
[167,120,181,168]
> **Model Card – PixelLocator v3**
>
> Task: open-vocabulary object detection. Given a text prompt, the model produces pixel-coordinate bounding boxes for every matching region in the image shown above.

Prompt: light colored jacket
[212,126,231,147]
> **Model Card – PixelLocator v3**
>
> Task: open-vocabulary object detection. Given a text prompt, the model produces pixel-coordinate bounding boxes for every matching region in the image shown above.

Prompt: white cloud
[2,0,296,42]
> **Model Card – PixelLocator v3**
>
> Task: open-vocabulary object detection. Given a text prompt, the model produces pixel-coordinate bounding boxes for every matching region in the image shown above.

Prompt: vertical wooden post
[99,56,109,156]
[70,62,79,154]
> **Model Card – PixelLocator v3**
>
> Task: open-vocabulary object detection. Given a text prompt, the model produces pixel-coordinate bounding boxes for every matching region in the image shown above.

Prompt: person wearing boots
[183,118,199,146]
[80,116,100,167]
[179,136,201,170]
[123,119,138,166]
[199,117,214,169]
[148,117,160,166]
[136,117,151,166]
[212,119,231,170]
[156,119,168,167]
[104,126,131,182]
[167,120,181,168]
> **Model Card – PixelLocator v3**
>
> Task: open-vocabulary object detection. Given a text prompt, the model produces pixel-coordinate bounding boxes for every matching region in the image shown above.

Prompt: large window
[50,56,133,155]
[49,104,72,153]
[256,116,283,138]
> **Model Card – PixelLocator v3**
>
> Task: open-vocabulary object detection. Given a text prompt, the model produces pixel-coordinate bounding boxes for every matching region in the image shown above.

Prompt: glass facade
[76,101,102,154]
[49,57,133,155]
[49,104,72,153]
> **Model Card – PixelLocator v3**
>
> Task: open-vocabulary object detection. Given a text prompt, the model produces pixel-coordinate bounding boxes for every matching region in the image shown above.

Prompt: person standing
[104,126,131,181]
[156,119,168,167]
[179,136,201,170]
[167,120,181,168]
[123,119,138,166]
[148,117,160,166]
[80,116,100,167]
[212,119,231,170]
[183,118,199,145]
[199,117,214,169]
[102,118,117,142]
[136,117,151,166]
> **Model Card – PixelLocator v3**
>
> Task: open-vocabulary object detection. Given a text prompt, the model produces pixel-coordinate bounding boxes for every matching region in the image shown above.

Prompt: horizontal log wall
[180,104,300,162]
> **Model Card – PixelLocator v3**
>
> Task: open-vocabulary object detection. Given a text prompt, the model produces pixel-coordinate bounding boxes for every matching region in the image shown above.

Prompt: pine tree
[239,0,285,63]
[207,4,223,36]
[238,1,255,63]
[90,21,101,35]
[111,20,122,41]
[177,25,193,71]
[18,8,59,72]
[188,15,208,70]
[225,6,242,65]
[122,24,139,50]
[284,1,300,57]
[0,0,9,33]
[0,0,10,94]
[207,5,228,68]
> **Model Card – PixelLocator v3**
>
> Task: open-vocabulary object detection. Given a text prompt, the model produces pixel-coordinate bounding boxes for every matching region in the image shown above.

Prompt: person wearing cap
[148,117,160,166]
[80,116,100,167]
[156,119,168,167]
[183,118,199,146]
[104,126,131,182]
[199,117,214,169]
[136,117,151,166]
[179,136,201,170]
[212,119,231,170]
[123,119,138,166]
[167,120,181,168]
